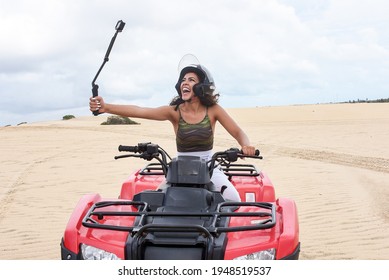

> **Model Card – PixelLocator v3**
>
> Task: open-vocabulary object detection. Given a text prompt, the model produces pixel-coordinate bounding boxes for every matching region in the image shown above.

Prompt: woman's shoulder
[208,104,226,115]
[163,104,180,122]
[207,104,229,123]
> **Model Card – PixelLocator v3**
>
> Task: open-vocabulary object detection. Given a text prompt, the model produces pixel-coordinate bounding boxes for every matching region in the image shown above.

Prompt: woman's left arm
[211,105,256,155]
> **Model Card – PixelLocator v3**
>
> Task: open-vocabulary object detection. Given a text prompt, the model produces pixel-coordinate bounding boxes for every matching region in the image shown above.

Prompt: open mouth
[182,87,191,93]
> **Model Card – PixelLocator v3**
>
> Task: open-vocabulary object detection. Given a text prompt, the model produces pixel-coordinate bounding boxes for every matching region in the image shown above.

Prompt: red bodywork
[62,167,300,260]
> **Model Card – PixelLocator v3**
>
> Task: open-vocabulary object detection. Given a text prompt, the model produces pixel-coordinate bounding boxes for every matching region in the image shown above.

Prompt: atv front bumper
[61,238,81,260]
[280,242,300,260]
[61,239,301,260]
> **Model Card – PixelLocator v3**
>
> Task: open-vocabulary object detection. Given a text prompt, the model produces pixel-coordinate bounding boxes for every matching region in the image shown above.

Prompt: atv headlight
[81,244,120,260]
[234,248,276,260]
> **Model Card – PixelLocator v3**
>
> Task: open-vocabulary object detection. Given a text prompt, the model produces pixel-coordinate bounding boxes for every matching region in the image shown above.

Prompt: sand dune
[1,103,389,259]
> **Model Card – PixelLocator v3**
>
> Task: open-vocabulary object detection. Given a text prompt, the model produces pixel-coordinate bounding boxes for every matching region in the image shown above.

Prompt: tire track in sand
[0,163,35,223]
[274,146,389,259]
[0,155,59,223]
[277,147,389,174]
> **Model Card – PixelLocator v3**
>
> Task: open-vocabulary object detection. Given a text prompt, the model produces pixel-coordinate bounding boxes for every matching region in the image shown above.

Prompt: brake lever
[114,154,139,160]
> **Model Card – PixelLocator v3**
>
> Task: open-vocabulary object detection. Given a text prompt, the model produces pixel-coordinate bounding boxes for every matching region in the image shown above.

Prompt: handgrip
[238,149,260,156]
[92,84,100,116]
[240,149,262,159]
[118,145,138,152]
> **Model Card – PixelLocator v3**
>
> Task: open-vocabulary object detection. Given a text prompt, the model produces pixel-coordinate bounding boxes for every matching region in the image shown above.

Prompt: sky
[1,0,388,126]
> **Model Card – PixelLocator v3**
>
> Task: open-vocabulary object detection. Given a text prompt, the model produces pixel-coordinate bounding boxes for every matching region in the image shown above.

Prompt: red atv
[61,142,300,260]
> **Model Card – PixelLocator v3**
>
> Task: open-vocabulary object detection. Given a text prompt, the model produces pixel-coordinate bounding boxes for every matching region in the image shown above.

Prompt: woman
[89,61,256,201]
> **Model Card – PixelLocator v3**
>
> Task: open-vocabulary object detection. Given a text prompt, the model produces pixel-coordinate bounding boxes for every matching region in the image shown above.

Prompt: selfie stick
[91,20,126,116]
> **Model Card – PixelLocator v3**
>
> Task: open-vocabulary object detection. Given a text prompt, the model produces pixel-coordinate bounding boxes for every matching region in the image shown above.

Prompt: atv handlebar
[208,148,262,178]
[116,142,262,168]
[215,147,260,157]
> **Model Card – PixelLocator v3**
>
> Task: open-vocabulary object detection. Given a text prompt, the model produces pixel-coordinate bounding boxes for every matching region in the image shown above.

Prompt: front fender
[62,193,102,254]
[276,198,300,259]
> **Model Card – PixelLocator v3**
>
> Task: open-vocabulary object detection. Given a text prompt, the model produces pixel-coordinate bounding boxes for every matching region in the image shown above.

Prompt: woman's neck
[180,99,204,113]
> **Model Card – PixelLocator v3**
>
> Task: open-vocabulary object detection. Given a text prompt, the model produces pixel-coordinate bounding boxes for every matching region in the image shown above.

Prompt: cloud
[1,0,389,126]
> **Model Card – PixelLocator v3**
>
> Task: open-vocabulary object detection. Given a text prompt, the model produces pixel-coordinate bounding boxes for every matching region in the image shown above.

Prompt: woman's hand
[89,96,105,114]
[242,145,256,156]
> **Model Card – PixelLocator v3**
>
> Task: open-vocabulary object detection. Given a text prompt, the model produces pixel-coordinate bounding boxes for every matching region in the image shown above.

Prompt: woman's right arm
[89,96,175,121]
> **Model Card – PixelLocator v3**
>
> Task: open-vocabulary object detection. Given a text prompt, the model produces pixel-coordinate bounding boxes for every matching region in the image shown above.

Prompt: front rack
[138,162,260,178]
[221,163,260,178]
[82,200,276,234]
[139,163,165,175]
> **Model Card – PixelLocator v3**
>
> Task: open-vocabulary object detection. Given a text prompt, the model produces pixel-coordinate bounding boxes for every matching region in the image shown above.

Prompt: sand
[1,103,389,260]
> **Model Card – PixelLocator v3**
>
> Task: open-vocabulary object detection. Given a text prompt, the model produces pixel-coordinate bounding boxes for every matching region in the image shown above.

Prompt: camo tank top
[176,108,214,152]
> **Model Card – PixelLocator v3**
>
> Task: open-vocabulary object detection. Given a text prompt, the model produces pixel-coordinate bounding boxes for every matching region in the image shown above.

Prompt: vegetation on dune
[63,115,76,120]
[101,116,140,125]
[345,98,389,104]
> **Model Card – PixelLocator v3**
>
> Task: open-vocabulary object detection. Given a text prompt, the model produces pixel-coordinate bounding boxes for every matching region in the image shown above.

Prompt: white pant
[176,150,241,202]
